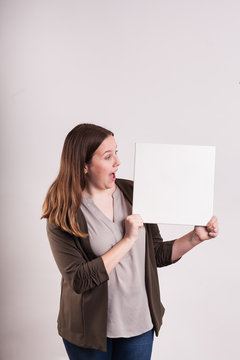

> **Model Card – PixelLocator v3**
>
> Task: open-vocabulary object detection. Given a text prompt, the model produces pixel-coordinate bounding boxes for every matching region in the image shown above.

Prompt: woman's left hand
[192,215,219,243]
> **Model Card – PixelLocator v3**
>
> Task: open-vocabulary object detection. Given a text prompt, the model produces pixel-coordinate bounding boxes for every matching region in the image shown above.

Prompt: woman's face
[84,135,121,191]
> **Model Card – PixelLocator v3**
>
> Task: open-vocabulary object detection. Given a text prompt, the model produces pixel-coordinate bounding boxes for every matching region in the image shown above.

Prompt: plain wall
[1,1,239,359]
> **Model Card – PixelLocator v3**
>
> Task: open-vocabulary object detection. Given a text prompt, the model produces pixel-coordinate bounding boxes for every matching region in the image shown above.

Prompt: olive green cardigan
[46,178,181,352]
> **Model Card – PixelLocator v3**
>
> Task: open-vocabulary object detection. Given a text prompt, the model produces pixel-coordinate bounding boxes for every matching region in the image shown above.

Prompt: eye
[105,150,118,160]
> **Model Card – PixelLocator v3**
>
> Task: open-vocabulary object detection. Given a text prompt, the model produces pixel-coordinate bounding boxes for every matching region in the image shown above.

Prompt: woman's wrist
[123,235,137,245]
[190,230,202,246]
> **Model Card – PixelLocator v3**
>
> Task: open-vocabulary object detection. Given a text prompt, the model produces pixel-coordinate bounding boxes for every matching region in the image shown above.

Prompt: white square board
[132,143,216,225]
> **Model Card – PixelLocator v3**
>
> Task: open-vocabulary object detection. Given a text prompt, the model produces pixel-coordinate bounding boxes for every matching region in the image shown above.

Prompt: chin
[106,181,115,189]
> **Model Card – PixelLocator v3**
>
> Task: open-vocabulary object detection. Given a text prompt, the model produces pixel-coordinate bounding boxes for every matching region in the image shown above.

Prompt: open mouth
[109,172,116,180]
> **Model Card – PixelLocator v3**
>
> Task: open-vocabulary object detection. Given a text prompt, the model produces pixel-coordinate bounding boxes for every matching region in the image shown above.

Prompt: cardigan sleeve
[149,223,182,267]
[46,219,109,294]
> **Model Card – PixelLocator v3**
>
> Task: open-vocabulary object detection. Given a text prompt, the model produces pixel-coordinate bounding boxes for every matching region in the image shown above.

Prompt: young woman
[41,123,219,360]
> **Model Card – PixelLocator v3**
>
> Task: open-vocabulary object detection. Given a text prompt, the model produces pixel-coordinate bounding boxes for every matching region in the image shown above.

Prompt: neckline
[82,184,119,203]
[81,185,120,224]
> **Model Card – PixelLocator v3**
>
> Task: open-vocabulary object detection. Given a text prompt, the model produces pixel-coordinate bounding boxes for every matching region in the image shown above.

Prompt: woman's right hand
[124,214,144,243]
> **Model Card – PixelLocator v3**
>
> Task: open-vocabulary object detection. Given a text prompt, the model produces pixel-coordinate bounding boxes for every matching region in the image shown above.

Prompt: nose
[114,154,121,167]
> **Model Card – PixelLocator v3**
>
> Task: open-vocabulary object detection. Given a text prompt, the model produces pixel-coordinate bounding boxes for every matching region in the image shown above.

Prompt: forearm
[171,230,201,262]
[101,237,135,275]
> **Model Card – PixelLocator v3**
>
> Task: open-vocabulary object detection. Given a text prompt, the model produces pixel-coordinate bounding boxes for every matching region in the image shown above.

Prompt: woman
[41,123,219,360]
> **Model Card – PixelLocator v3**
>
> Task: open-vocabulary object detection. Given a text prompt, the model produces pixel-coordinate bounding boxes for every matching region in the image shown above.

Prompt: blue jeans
[62,328,154,360]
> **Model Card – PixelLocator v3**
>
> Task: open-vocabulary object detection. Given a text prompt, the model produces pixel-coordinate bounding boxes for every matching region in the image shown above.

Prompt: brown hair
[41,123,114,237]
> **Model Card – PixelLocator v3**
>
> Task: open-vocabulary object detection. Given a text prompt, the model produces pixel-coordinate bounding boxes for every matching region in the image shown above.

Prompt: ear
[84,164,88,174]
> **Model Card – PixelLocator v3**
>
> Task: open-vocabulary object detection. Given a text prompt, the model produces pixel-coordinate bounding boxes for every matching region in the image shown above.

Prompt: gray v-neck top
[80,184,153,337]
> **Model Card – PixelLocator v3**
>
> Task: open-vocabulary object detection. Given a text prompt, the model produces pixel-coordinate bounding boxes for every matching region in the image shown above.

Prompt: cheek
[95,162,110,174]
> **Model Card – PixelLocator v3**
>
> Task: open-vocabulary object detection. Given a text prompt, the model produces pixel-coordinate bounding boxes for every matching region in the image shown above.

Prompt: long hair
[41,123,114,238]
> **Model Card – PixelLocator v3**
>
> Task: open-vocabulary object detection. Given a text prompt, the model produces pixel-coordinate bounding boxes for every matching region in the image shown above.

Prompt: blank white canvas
[132,143,216,225]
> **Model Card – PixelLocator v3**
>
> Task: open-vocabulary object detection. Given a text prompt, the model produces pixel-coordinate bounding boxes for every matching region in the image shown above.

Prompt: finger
[208,232,217,237]
[208,222,217,229]
[207,221,217,229]
[207,225,216,233]
[207,215,217,226]
[209,227,218,234]
[211,219,218,226]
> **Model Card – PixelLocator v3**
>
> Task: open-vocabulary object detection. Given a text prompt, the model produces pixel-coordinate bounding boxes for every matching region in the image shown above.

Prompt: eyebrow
[103,145,118,155]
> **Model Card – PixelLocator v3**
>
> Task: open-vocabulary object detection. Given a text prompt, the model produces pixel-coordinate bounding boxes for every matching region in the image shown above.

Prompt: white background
[1,1,239,359]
